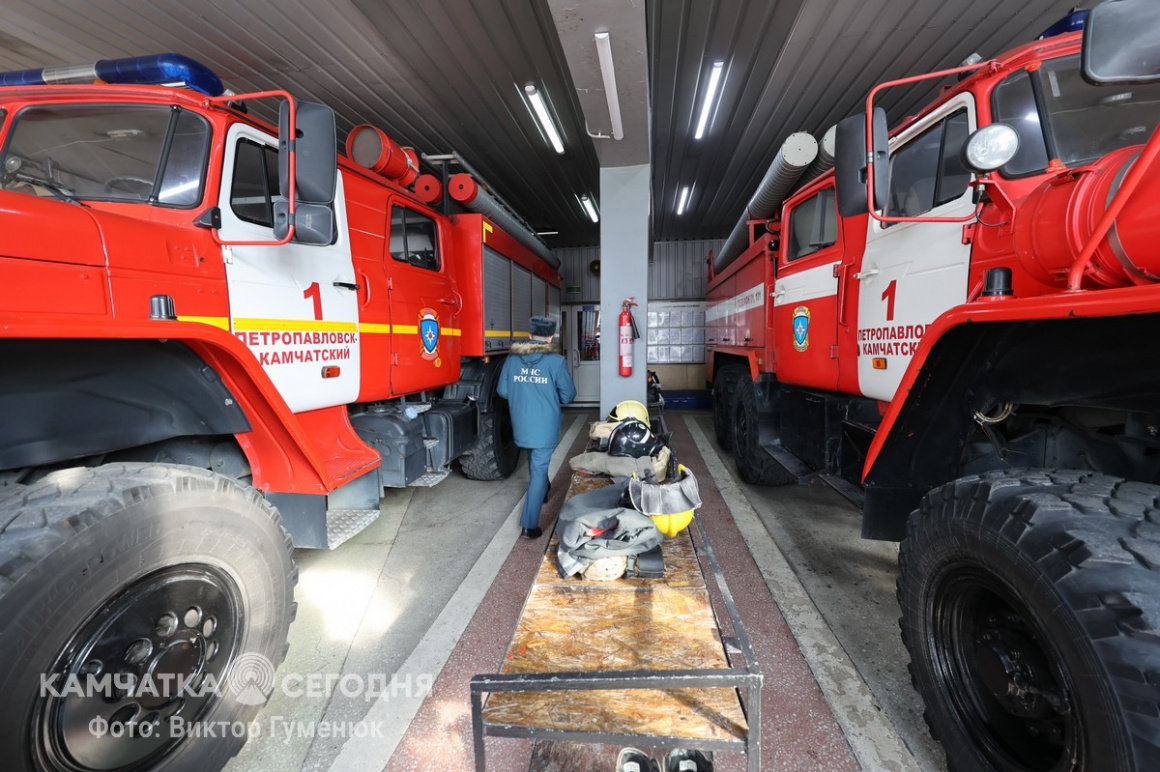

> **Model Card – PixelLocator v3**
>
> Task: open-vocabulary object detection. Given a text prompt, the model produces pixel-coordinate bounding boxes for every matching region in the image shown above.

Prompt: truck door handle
[333,281,362,291]
[772,287,786,299]
[853,269,879,280]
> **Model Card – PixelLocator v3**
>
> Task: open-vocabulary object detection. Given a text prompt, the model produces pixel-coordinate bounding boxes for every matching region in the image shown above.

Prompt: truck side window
[937,113,971,207]
[887,110,972,218]
[787,187,838,261]
[389,206,440,271]
[230,138,280,228]
[157,109,210,206]
[992,70,1051,176]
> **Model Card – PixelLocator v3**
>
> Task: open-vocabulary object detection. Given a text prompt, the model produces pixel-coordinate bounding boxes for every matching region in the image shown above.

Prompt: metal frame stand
[470,513,762,771]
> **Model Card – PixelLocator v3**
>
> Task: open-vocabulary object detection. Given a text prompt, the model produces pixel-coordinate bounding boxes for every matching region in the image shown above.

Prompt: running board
[759,440,814,481]
[327,508,381,549]
[410,468,451,487]
[816,473,865,509]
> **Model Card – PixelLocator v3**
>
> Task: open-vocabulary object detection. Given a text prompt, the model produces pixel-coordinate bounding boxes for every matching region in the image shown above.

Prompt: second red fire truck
[709,4,1160,770]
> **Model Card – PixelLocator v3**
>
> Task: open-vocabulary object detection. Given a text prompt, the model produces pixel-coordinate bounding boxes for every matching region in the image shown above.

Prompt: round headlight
[962,123,1020,173]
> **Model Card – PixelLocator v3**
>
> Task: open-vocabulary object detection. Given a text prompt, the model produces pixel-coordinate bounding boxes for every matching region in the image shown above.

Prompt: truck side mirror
[1082,0,1160,85]
[278,100,337,204]
[835,108,889,218]
[273,202,334,244]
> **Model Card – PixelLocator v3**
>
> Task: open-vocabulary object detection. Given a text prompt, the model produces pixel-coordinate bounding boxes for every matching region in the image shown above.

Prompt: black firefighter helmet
[608,418,665,459]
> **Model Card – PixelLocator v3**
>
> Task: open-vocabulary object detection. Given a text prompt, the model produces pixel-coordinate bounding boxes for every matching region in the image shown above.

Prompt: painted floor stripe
[326,414,586,772]
[687,417,922,772]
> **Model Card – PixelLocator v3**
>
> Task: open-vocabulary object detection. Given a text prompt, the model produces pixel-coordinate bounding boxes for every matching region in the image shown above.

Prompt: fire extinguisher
[619,297,640,377]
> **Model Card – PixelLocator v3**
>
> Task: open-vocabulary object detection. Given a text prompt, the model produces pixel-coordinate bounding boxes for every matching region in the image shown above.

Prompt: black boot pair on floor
[616,747,712,772]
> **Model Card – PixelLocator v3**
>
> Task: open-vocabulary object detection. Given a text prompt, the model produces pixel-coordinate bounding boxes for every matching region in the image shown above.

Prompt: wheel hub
[139,636,207,710]
[974,626,1056,718]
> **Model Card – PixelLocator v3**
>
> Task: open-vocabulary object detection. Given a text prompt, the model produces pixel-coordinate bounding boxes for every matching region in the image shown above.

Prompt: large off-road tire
[712,365,745,451]
[0,463,296,772]
[459,398,520,481]
[898,469,1160,771]
[730,377,794,486]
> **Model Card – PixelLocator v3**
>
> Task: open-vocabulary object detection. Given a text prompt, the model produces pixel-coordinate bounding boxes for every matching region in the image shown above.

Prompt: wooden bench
[470,473,762,771]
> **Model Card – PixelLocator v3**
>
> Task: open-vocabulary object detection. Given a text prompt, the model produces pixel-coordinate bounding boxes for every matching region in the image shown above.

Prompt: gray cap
[529,315,557,337]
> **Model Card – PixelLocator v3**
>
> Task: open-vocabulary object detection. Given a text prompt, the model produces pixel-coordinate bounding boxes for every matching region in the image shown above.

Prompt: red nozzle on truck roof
[448,173,480,204]
[346,124,419,187]
[413,174,443,204]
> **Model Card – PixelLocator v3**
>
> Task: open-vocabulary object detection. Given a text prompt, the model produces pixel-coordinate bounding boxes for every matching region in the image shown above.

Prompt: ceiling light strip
[676,185,691,215]
[594,32,624,140]
[525,84,565,154]
[580,195,599,223]
[694,61,725,140]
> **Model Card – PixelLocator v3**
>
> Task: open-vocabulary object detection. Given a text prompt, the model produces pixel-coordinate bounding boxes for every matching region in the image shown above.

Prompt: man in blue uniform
[497,315,577,539]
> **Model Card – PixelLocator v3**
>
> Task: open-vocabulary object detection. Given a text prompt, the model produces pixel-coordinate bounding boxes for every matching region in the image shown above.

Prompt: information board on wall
[646,301,706,364]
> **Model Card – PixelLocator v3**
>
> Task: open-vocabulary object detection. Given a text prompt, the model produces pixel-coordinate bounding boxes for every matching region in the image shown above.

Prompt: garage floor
[223,411,948,772]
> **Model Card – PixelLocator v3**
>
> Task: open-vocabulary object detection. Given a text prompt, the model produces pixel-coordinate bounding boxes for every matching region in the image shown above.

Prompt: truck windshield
[0,104,210,206]
[993,54,1160,176]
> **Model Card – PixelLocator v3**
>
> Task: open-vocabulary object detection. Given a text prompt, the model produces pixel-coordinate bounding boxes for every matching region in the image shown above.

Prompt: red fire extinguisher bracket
[619,297,640,377]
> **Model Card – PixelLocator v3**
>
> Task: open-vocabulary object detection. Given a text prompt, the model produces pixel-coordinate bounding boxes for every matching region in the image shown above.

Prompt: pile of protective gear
[556,479,663,580]
[555,462,702,582]
[572,401,672,480]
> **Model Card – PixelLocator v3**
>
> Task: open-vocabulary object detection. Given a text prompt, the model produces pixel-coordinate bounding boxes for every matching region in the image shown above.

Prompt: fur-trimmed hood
[511,340,557,356]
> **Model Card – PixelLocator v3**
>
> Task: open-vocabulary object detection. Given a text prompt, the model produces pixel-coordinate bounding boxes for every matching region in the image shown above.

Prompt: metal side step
[759,440,814,481]
[817,472,865,509]
[327,508,381,549]
[423,438,439,449]
[410,468,451,487]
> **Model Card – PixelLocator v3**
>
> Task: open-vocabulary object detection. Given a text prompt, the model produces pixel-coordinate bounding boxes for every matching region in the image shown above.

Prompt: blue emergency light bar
[1039,9,1090,40]
[0,53,224,96]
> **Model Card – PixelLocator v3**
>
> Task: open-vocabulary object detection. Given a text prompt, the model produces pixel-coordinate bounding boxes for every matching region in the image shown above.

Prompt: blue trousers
[520,446,553,529]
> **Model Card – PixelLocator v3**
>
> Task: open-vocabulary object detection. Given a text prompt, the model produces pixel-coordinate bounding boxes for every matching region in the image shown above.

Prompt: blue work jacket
[497,341,577,449]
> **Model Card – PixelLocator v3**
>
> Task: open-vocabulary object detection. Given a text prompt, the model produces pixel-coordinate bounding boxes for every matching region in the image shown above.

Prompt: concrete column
[546,0,650,416]
[598,163,650,418]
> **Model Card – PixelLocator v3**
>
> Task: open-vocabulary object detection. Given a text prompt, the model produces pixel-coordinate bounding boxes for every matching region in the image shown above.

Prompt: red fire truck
[0,54,559,770]
[709,3,1160,769]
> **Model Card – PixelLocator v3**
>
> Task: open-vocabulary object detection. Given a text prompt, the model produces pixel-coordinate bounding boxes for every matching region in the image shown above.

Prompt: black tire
[898,469,1160,772]
[0,463,296,772]
[712,365,744,451]
[459,398,520,481]
[730,377,794,486]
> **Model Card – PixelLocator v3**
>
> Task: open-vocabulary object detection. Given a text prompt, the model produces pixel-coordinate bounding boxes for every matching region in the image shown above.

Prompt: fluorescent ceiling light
[580,194,599,223]
[525,84,565,154]
[694,61,725,140]
[594,31,624,140]
[676,185,691,215]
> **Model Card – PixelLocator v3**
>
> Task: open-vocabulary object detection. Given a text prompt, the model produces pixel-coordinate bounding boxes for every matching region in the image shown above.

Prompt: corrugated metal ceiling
[0,0,1088,246]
